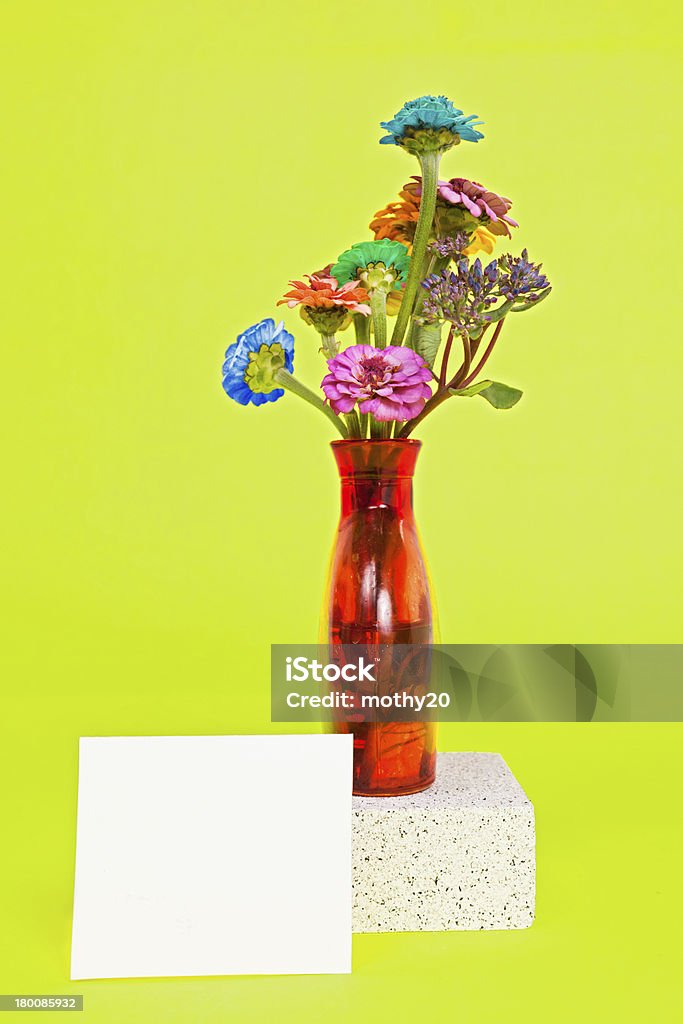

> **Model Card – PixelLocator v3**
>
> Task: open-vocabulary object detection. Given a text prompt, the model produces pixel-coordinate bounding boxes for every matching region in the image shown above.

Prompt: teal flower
[221,318,294,406]
[331,240,410,292]
[380,95,484,154]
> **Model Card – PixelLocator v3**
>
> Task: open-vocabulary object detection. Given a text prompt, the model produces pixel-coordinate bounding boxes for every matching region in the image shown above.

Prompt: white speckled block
[352,752,535,932]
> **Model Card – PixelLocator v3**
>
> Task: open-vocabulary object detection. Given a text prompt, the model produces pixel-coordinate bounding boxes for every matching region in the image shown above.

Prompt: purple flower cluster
[497,249,550,304]
[321,344,432,422]
[428,232,470,259]
[421,250,551,333]
[421,258,498,333]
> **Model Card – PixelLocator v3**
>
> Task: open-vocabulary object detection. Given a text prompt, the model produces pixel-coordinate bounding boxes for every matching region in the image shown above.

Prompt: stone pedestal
[352,752,535,932]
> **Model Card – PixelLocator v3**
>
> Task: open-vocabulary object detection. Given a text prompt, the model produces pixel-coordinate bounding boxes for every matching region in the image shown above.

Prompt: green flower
[331,240,410,293]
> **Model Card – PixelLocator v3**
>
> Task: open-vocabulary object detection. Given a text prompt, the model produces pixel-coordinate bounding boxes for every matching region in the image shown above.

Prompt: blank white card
[71,734,353,978]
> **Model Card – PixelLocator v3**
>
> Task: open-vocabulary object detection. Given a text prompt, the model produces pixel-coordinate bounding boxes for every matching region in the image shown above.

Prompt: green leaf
[450,380,523,409]
[411,321,443,368]
[510,286,552,312]
[450,379,495,397]
[482,299,515,324]
[479,381,523,408]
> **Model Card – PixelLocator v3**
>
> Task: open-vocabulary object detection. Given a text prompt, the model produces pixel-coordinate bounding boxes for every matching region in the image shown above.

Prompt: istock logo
[285,656,376,683]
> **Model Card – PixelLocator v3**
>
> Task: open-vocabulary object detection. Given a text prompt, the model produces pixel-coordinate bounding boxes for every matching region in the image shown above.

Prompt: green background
[1,1,681,1020]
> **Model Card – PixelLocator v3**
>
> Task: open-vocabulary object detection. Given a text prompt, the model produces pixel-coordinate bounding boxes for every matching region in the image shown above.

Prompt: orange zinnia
[279,270,371,315]
[369,188,421,248]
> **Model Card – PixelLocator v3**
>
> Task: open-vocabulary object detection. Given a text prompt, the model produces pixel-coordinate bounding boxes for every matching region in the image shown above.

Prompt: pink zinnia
[436,177,518,236]
[321,344,432,422]
[405,176,518,238]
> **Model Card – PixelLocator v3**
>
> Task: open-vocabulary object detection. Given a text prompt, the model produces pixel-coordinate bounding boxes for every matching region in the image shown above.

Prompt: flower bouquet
[222,95,551,795]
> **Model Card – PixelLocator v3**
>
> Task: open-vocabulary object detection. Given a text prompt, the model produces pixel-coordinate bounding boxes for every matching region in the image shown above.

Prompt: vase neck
[332,440,421,516]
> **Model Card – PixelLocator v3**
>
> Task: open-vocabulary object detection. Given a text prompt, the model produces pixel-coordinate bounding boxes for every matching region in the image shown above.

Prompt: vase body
[323,439,437,796]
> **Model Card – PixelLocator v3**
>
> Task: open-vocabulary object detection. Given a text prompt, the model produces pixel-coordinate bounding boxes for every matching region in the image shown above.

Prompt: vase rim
[330,438,422,448]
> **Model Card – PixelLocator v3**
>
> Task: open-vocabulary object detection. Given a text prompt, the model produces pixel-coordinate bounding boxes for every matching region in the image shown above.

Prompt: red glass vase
[323,439,437,796]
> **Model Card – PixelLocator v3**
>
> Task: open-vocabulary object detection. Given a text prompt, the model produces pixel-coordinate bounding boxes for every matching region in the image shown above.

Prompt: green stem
[319,334,338,359]
[353,314,371,344]
[422,250,437,282]
[274,368,347,437]
[391,149,440,347]
[359,412,369,438]
[412,253,450,328]
[344,409,362,438]
[370,289,388,348]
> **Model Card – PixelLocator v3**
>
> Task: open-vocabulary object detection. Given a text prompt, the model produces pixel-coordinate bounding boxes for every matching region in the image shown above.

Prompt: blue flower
[380,95,484,151]
[221,318,294,406]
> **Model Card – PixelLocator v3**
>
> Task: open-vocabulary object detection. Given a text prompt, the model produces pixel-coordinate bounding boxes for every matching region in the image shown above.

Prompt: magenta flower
[321,345,432,422]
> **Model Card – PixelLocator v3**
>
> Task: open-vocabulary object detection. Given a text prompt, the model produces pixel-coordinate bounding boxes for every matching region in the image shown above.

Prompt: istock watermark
[284,654,433,711]
[271,644,683,723]
[286,655,377,684]
[276,646,448,721]
[284,654,449,711]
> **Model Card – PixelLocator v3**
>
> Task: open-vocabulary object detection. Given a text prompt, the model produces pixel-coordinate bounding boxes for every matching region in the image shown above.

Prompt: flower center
[357,261,397,292]
[399,126,461,155]
[244,342,286,393]
[359,354,390,390]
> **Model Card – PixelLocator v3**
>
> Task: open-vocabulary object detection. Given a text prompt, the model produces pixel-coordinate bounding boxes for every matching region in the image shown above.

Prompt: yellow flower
[464,226,497,256]
[385,288,404,317]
